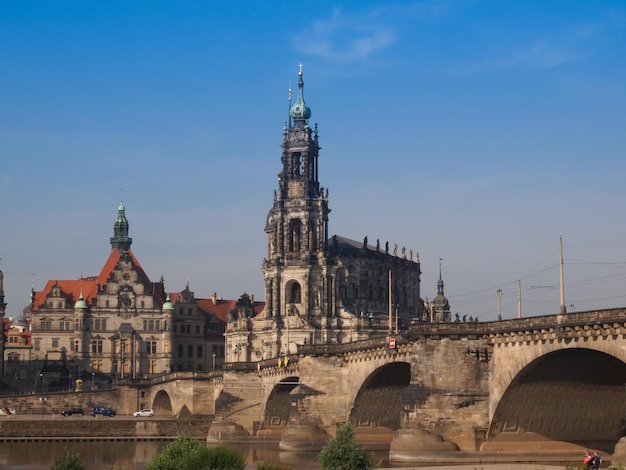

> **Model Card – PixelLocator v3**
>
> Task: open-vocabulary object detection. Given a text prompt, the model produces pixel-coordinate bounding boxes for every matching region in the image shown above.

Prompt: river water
[0,441,395,469]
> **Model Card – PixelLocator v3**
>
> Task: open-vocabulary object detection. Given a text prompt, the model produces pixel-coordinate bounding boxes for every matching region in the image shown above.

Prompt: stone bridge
[129,308,626,464]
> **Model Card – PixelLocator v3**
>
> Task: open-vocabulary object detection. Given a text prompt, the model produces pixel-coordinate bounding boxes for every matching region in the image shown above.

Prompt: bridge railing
[298,336,393,356]
[407,307,626,337]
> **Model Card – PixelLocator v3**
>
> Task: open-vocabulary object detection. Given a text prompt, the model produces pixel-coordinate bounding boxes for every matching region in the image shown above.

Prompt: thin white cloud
[469,22,608,73]
[293,7,396,63]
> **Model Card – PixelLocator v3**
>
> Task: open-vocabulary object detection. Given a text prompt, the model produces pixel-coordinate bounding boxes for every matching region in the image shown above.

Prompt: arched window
[289,282,301,303]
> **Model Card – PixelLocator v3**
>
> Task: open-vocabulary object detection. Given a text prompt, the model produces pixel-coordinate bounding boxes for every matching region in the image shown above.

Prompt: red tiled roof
[32,248,164,311]
[167,294,265,323]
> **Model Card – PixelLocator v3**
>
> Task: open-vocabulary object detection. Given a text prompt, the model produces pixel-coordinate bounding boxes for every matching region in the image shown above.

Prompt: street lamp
[91,372,95,389]
[39,373,43,393]
[212,353,216,371]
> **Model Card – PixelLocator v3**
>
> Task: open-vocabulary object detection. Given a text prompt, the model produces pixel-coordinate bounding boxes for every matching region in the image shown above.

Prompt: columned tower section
[110,201,132,253]
[263,67,333,328]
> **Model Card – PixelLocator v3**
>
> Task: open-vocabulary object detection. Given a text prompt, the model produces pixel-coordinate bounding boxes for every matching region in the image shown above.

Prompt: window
[195,325,201,334]
[40,321,52,330]
[141,300,145,308]
[289,282,301,303]
[188,308,192,316]
[143,319,160,331]
[94,319,107,331]
[197,345,203,358]
[92,339,103,354]
[187,345,193,358]
[34,339,41,351]
[52,338,59,348]
[60,321,71,330]
[146,341,157,355]
[177,345,183,358]
[57,301,64,308]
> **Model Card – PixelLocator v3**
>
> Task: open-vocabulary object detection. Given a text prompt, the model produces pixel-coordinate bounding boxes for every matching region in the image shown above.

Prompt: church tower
[226,66,425,363]
[262,66,335,329]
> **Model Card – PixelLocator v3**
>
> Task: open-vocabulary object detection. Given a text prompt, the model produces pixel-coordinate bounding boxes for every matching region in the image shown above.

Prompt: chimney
[211,292,217,305]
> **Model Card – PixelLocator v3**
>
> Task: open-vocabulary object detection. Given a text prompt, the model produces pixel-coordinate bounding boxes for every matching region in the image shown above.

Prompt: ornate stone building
[23,202,231,390]
[225,69,425,362]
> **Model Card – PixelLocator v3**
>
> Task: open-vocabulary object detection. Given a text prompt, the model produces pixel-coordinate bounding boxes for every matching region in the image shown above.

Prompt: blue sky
[1,1,625,321]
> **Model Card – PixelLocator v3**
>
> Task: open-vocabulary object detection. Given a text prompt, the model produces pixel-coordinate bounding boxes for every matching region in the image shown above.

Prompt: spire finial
[439,258,443,279]
[290,65,311,124]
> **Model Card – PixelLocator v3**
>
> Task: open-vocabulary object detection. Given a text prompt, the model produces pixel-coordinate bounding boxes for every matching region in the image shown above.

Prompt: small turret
[162,295,175,313]
[110,201,133,252]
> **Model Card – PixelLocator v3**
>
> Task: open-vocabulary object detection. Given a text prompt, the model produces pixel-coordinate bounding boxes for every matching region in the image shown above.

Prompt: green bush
[147,433,245,470]
[318,421,373,470]
[50,448,84,470]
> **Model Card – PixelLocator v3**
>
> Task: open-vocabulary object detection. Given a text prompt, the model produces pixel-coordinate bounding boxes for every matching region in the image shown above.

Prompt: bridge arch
[489,347,626,452]
[349,361,411,430]
[153,389,173,416]
[490,335,626,417]
[263,376,299,428]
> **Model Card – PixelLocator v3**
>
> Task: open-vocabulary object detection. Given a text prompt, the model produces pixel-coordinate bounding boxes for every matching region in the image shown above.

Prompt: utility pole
[388,270,392,336]
[517,279,522,318]
[559,236,566,314]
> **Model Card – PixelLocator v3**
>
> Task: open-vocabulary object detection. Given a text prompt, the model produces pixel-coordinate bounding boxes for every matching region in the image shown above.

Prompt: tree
[50,448,85,470]
[318,422,373,470]
[147,433,245,470]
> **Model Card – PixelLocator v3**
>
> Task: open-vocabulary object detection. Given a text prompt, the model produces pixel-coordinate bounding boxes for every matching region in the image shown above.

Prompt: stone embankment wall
[0,417,211,441]
[1,390,119,416]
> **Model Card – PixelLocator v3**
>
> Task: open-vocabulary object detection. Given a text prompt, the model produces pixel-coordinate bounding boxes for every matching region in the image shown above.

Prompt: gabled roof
[32,248,164,311]
[32,278,98,311]
[167,294,265,323]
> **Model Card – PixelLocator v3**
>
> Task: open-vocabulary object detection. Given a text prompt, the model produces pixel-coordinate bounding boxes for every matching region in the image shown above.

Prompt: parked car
[0,407,15,416]
[61,407,84,416]
[91,406,116,417]
[133,408,154,417]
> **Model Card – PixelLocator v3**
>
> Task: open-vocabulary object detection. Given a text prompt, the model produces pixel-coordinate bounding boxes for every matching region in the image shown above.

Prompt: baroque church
[224,69,450,363]
[2,68,451,389]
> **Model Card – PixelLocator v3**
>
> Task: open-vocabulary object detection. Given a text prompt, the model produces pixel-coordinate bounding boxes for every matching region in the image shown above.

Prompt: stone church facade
[224,69,429,363]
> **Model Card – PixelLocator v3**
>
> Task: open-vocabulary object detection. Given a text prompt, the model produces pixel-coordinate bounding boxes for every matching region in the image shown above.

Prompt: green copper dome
[162,296,175,312]
[290,67,311,122]
[74,291,88,310]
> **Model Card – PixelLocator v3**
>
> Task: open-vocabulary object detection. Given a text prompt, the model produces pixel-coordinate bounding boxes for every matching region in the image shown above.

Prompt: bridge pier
[386,338,491,460]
